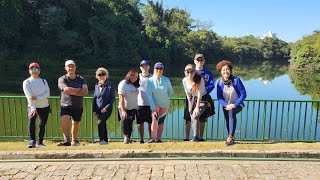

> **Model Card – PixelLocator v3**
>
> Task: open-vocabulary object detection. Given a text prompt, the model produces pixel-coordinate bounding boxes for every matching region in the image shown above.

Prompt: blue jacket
[93,81,115,114]
[216,76,247,108]
[147,75,174,111]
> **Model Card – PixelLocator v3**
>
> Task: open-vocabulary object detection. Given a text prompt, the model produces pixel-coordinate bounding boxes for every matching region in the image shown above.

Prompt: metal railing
[0,96,319,142]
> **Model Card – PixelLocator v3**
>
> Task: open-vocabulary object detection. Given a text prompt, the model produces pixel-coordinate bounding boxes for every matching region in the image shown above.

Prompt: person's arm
[216,79,228,108]
[147,79,156,111]
[205,71,215,93]
[36,79,50,100]
[193,90,202,116]
[58,76,67,92]
[72,84,88,96]
[119,94,127,119]
[22,80,36,110]
[183,79,192,113]
[234,77,247,107]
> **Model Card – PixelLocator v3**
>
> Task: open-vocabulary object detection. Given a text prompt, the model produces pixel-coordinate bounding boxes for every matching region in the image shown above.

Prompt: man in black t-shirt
[57,60,88,146]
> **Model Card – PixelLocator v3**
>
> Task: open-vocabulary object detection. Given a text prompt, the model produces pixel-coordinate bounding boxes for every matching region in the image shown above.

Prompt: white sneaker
[38,143,46,148]
[71,140,81,146]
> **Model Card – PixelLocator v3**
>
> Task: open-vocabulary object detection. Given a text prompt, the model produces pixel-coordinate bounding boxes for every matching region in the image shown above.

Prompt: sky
[157,0,320,42]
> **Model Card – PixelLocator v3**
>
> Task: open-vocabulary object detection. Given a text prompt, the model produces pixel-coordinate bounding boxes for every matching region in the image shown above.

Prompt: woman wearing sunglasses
[118,69,140,144]
[147,62,174,143]
[182,64,208,142]
[22,62,50,148]
[93,67,115,145]
[216,60,247,146]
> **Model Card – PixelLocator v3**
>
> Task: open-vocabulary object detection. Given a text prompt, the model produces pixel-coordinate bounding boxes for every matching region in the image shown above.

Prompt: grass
[0,139,319,151]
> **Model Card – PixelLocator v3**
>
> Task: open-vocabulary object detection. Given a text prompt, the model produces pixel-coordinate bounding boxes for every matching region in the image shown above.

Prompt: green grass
[0,139,319,151]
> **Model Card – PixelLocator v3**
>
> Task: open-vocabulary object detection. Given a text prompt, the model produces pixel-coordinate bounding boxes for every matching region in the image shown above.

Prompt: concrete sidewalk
[1,150,320,160]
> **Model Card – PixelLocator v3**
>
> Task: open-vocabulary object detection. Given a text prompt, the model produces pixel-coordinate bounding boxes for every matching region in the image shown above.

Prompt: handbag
[200,93,215,118]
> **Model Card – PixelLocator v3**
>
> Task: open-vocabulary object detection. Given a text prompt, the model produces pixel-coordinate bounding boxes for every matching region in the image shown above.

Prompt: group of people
[22,54,247,148]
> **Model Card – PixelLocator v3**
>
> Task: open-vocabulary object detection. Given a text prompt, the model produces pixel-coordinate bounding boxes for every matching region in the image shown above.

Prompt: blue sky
[157,0,320,42]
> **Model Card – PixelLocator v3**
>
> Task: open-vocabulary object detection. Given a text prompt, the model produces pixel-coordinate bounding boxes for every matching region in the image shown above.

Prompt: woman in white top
[22,62,50,148]
[182,64,207,142]
[118,69,139,144]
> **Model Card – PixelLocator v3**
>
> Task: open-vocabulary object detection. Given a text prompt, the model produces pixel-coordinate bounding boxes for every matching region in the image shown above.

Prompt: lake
[1,61,319,141]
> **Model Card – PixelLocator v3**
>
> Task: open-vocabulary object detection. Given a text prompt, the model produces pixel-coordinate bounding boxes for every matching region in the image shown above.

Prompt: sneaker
[191,136,199,142]
[199,138,205,142]
[155,139,162,143]
[183,138,190,141]
[99,140,108,145]
[123,137,129,144]
[71,140,81,146]
[57,141,71,146]
[37,143,46,148]
[28,140,36,148]
[140,140,145,144]
[146,139,155,144]
[225,136,235,146]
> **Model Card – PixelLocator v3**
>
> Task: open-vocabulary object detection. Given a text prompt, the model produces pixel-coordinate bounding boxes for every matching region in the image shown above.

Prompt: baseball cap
[194,54,205,60]
[140,60,150,66]
[154,62,164,69]
[65,60,76,66]
[29,62,40,69]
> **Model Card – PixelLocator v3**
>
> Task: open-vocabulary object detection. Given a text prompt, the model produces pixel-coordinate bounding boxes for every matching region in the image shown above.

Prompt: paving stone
[0,176,12,180]
[12,172,29,179]
[24,173,37,180]
[35,171,54,180]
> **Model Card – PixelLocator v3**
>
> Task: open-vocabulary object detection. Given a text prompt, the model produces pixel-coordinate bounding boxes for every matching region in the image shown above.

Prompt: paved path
[1,160,320,179]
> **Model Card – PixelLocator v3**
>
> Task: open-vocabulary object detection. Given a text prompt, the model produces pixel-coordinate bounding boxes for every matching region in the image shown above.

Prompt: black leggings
[118,109,136,138]
[97,111,112,141]
[28,106,50,144]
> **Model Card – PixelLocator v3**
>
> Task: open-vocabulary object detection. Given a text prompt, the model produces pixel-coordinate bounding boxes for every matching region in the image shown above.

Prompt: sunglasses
[97,73,106,77]
[185,70,195,74]
[30,67,40,71]
[196,58,204,62]
[155,68,163,70]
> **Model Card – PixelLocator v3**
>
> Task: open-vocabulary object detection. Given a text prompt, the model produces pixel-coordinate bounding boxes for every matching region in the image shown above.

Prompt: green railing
[0,96,319,142]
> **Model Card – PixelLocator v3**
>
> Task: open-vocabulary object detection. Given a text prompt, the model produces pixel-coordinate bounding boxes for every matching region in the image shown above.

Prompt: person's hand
[226,104,236,111]
[152,111,158,119]
[29,96,37,101]
[101,108,107,113]
[193,107,200,116]
[93,112,97,117]
[28,110,37,117]
[63,87,73,95]
[121,110,127,120]
[188,106,193,114]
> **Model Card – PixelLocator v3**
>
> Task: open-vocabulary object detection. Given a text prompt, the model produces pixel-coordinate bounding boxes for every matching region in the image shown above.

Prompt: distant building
[262,31,277,39]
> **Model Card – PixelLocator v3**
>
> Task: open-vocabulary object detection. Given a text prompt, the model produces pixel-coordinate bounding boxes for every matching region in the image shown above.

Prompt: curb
[0,150,320,160]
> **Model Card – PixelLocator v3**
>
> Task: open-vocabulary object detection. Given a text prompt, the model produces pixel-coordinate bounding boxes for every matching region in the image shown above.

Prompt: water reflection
[289,65,320,101]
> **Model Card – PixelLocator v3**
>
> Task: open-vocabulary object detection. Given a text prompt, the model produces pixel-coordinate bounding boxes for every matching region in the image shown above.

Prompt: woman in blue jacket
[93,67,115,145]
[216,60,247,146]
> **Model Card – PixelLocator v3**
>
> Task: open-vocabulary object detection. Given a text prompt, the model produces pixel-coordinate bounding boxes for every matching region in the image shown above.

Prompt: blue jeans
[223,106,242,137]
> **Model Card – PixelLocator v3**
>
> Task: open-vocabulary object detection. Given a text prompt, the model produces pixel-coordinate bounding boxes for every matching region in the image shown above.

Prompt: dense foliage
[289,31,320,100]
[0,0,308,95]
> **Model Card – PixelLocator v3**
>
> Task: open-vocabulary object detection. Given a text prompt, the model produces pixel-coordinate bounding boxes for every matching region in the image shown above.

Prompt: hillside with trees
[0,0,292,94]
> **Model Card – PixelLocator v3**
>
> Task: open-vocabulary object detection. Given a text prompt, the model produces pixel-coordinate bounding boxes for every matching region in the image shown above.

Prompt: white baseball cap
[65,60,76,66]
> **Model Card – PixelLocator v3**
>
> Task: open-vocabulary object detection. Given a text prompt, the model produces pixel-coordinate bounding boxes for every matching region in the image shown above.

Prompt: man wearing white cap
[57,60,88,146]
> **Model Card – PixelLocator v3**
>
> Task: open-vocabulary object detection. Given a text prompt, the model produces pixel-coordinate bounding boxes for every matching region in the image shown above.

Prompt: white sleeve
[118,80,126,95]
[22,79,36,110]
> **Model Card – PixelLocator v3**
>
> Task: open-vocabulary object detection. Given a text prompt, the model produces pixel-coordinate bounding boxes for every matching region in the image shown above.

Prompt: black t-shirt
[58,75,87,108]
